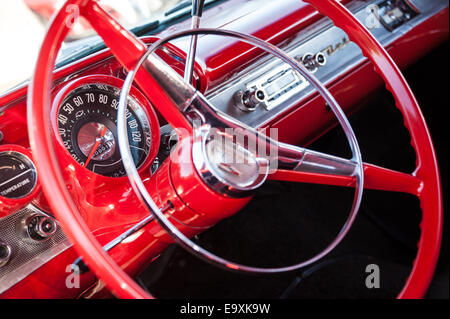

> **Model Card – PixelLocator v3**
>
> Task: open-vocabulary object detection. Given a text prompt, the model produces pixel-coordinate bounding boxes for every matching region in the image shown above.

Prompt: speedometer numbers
[55,78,159,178]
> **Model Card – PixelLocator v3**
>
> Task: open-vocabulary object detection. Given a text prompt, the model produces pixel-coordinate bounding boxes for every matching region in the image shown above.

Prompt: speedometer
[54,76,160,178]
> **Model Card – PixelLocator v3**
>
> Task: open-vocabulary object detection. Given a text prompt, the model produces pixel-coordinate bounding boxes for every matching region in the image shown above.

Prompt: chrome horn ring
[117,28,363,274]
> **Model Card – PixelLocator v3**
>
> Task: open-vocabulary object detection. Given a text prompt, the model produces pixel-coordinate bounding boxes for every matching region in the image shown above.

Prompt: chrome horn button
[192,125,269,198]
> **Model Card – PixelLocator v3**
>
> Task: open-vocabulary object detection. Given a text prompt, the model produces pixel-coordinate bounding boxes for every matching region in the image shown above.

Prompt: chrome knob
[0,241,12,267]
[26,214,57,241]
[299,52,327,73]
[234,88,265,112]
[314,52,327,66]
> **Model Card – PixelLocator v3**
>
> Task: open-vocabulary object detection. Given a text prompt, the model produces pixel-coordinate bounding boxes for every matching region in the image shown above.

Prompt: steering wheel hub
[192,125,269,197]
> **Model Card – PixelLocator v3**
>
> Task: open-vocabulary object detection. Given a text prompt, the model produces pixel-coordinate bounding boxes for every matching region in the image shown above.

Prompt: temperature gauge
[0,151,37,199]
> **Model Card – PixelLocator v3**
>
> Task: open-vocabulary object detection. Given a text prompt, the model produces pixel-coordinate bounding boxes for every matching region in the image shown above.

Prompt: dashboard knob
[26,214,57,241]
[0,241,12,267]
[234,89,266,112]
[299,52,327,73]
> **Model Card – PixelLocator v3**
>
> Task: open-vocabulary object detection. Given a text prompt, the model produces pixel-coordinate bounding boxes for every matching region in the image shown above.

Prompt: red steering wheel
[28,0,442,299]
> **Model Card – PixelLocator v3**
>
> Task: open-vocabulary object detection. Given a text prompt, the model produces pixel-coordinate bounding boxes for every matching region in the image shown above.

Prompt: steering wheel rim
[27,0,442,299]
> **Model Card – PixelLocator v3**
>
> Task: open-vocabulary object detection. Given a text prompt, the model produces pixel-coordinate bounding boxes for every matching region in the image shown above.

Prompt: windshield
[0,0,182,94]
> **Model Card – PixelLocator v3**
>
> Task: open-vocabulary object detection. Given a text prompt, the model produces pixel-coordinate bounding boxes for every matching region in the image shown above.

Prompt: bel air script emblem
[321,37,351,56]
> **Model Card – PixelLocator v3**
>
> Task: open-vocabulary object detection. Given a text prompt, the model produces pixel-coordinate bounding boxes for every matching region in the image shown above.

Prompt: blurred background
[0,0,180,93]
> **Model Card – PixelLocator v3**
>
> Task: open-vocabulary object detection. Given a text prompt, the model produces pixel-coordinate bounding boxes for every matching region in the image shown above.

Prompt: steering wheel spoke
[270,162,423,196]
[362,164,423,195]
[276,144,357,174]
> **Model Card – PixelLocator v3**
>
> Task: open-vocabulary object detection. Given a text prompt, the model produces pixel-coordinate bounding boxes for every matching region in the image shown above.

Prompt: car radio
[233,54,324,111]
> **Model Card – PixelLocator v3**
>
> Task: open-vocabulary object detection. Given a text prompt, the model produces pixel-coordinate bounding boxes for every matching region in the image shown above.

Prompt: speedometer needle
[84,126,108,168]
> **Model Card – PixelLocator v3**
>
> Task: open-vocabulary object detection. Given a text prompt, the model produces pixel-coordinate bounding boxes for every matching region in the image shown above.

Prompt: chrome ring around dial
[117,28,363,274]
